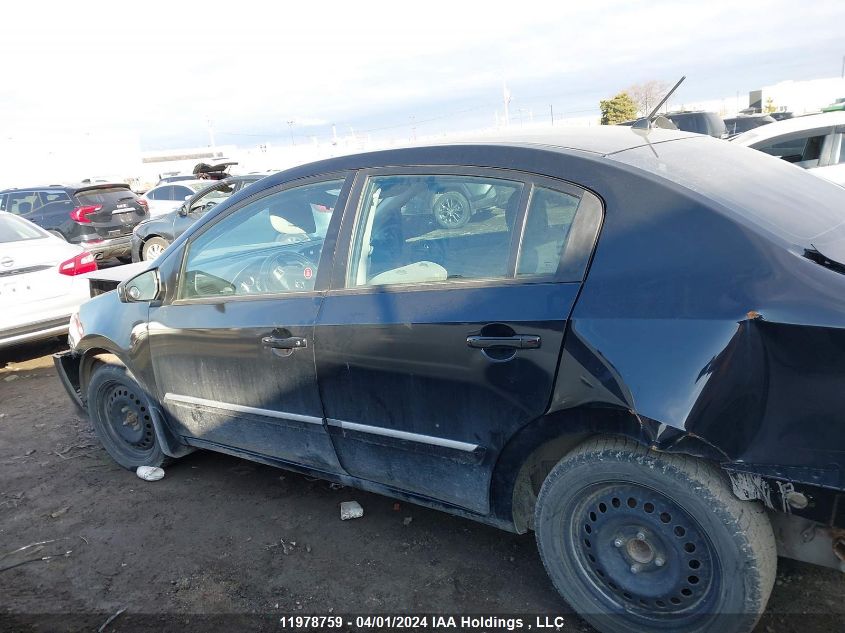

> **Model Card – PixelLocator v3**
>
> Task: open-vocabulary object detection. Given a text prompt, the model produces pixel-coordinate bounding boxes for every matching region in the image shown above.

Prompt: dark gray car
[131,175,264,261]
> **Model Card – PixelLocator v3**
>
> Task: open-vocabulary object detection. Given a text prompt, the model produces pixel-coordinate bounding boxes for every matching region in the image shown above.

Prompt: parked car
[54,127,845,633]
[723,114,775,137]
[768,111,794,121]
[0,183,149,261]
[731,111,845,186]
[663,111,726,137]
[155,174,198,186]
[132,175,264,261]
[0,213,94,348]
[140,180,210,217]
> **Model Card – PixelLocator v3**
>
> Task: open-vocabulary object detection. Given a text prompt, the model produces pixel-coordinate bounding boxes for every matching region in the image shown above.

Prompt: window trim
[168,171,353,306]
[330,165,602,294]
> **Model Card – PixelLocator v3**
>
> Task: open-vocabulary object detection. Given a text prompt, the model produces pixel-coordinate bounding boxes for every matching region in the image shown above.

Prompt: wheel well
[494,407,728,533]
[79,349,124,405]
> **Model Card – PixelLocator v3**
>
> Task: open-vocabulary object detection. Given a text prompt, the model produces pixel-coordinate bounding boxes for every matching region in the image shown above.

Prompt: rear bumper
[0,316,71,349]
[78,234,132,260]
[53,350,85,412]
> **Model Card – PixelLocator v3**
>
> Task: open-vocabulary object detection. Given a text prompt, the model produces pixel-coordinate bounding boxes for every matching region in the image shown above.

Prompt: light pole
[287,120,296,146]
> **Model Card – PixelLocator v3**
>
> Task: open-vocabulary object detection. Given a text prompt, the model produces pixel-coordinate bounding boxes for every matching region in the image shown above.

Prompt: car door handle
[466,335,541,349]
[261,335,307,350]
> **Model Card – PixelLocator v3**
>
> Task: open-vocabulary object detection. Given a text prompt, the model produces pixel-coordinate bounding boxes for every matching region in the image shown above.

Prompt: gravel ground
[1,339,843,633]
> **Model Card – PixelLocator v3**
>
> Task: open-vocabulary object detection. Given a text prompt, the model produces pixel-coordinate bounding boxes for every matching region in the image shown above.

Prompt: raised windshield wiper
[804,244,845,275]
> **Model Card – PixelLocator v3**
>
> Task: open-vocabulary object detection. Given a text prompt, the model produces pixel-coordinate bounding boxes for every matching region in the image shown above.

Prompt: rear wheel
[142,237,169,261]
[432,190,471,229]
[534,437,776,633]
[87,363,167,470]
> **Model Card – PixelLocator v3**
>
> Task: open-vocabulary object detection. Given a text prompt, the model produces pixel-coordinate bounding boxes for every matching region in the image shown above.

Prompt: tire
[142,236,169,261]
[432,190,471,229]
[87,363,168,470]
[534,436,776,633]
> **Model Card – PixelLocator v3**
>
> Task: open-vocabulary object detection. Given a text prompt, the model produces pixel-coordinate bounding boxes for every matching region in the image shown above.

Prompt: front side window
[189,182,235,213]
[172,185,196,200]
[348,175,524,287]
[179,178,344,300]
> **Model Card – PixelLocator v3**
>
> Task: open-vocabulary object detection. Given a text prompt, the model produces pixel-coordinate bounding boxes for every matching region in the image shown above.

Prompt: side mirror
[118,269,160,303]
[184,195,193,201]
[178,204,189,217]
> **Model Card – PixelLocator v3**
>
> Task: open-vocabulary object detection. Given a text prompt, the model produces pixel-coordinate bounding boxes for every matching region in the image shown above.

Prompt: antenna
[633,76,686,130]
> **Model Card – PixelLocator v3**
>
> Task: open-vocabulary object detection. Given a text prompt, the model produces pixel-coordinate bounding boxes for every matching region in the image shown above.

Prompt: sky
[0,0,843,153]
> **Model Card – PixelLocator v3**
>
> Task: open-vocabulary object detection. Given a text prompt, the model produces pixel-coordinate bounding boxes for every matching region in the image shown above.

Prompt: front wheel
[87,363,168,470]
[142,236,169,261]
[535,437,776,633]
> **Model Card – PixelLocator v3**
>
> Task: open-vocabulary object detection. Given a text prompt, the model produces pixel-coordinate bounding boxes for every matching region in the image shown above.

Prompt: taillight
[137,199,149,213]
[58,251,98,276]
[70,205,102,223]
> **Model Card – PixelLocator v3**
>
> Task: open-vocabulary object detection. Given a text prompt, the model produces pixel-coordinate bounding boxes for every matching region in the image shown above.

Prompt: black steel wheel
[535,437,776,633]
[432,190,471,229]
[87,363,167,470]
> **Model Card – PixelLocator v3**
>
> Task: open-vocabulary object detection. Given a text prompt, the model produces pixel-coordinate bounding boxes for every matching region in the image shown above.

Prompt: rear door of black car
[315,167,603,514]
[72,185,147,238]
[147,173,352,471]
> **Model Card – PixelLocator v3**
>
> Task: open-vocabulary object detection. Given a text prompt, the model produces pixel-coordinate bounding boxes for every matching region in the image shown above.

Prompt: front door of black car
[147,175,350,472]
[315,169,603,513]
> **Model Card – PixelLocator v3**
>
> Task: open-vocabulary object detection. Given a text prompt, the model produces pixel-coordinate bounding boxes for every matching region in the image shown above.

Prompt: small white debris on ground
[136,466,165,481]
[339,501,363,520]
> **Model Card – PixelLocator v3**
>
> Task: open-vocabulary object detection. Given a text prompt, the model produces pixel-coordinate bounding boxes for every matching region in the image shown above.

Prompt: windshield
[76,187,137,206]
[0,214,48,243]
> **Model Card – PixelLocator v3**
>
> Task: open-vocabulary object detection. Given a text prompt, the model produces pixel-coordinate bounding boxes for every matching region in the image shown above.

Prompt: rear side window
[75,187,138,206]
[145,187,169,201]
[5,191,38,215]
[755,133,825,166]
[347,174,601,288]
[518,187,581,276]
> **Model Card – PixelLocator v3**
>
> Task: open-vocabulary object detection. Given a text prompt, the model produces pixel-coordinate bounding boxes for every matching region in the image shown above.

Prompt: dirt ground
[1,339,843,633]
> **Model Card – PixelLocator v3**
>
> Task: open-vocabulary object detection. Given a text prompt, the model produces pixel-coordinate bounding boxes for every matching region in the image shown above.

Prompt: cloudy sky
[1,0,843,151]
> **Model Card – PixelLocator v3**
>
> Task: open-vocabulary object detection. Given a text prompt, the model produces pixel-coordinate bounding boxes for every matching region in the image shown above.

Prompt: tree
[764,97,776,114]
[600,92,638,125]
[626,80,670,116]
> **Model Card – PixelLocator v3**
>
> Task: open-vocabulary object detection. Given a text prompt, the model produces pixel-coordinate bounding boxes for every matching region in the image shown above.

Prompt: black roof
[432,126,699,156]
[0,182,132,193]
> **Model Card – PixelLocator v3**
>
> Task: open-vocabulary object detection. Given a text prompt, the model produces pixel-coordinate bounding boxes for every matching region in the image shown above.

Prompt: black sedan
[55,127,845,633]
[131,174,264,261]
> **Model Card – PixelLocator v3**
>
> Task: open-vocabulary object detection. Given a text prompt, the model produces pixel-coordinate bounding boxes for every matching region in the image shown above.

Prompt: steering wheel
[258,250,317,292]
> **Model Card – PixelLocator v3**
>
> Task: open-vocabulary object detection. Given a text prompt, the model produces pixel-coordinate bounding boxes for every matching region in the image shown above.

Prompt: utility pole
[841,55,844,79]
[550,104,554,126]
[502,81,511,127]
[206,118,216,154]
[287,120,296,146]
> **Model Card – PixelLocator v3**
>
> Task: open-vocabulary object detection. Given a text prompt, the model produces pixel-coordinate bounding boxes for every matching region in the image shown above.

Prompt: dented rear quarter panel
[557,136,845,491]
